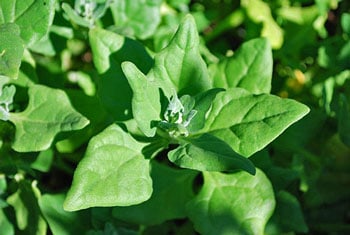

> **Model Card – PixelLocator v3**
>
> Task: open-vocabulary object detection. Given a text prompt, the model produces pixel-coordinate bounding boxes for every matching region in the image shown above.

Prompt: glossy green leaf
[209,38,272,94]
[150,15,211,96]
[9,85,90,152]
[122,62,162,137]
[0,23,24,79]
[39,194,91,235]
[0,0,55,46]
[110,0,162,39]
[64,124,152,211]
[6,180,47,235]
[187,169,275,235]
[112,161,197,225]
[89,27,153,120]
[168,134,256,174]
[200,88,309,156]
[242,0,283,49]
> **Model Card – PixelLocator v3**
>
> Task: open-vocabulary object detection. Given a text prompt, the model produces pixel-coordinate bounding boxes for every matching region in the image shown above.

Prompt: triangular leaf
[150,15,211,96]
[210,38,272,94]
[9,85,89,152]
[112,161,197,225]
[200,88,309,156]
[64,124,152,211]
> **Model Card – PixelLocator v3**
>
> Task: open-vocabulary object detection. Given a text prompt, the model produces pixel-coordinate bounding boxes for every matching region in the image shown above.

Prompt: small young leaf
[0,23,24,79]
[122,62,162,137]
[187,169,275,235]
[64,124,152,211]
[168,134,256,174]
[9,85,90,152]
[0,85,15,121]
[201,88,309,156]
[210,38,272,94]
[112,161,197,225]
[0,0,55,47]
[0,209,14,235]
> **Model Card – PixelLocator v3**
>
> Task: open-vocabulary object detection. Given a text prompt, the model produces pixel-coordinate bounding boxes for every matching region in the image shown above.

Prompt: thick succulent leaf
[64,124,152,211]
[110,0,162,39]
[168,134,255,174]
[210,38,272,94]
[200,88,309,156]
[0,0,55,46]
[89,27,153,120]
[122,62,162,137]
[150,14,211,96]
[187,169,275,235]
[6,180,47,235]
[0,23,24,79]
[39,194,91,235]
[112,161,197,225]
[9,85,90,152]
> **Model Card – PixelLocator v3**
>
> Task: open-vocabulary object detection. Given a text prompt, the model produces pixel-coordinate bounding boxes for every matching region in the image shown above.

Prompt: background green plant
[1,0,350,234]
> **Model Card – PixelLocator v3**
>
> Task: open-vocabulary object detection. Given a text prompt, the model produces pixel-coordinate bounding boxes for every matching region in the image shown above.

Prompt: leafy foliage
[1,0,349,235]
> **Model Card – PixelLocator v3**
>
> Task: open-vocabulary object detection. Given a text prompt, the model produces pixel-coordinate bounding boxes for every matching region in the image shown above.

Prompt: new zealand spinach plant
[2,0,348,234]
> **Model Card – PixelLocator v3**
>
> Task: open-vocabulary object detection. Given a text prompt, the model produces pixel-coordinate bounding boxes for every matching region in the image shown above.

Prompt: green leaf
[0,23,24,79]
[0,0,55,47]
[269,191,308,233]
[89,27,153,120]
[64,124,152,211]
[150,15,211,96]
[6,179,47,235]
[341,13,350,35]
[209,38,272,94]
[9,85,90,152]
[122,62,162,137]
[187,169,275,235]
[168,134,256,174]
[110,0,162,39]
[112,161,197,225]
[187,88,224,133]
[201,88,309,156]
[39,194,91,235]
[0,85,15,121]
[0,209,14,235]
[242,0,283,49]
